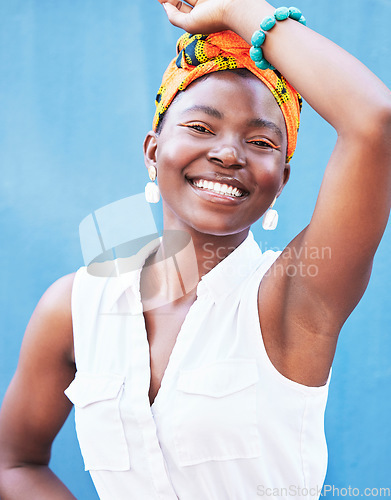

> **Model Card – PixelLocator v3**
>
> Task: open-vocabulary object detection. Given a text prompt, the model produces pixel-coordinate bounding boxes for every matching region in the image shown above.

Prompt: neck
[140,223,250,310]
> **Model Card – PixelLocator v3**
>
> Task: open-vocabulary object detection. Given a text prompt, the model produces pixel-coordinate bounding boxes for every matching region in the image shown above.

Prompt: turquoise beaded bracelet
[250,6,306,71]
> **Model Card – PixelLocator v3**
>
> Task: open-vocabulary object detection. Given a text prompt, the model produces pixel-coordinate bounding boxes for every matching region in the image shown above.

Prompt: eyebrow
[182,105,224,120]
[247,118,283,141]
[182,105,283,141]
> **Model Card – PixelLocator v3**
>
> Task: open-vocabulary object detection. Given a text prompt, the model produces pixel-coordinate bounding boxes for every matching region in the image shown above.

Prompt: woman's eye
[249,139,279,150]
[187,123,214,134]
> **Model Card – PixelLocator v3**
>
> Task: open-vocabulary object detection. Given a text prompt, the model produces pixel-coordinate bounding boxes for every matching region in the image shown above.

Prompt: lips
[186,174,250,199]
[190,178,246,197]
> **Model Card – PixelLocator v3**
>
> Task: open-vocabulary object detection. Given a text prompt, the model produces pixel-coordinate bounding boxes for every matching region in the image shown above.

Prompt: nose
[207,142,246,169]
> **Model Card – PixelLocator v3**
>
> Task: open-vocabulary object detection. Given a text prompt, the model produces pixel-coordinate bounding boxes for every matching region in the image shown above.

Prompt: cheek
[156,136,206,195]
[156,136,197,173]
[155,145,191,201]
[253,160,284,193]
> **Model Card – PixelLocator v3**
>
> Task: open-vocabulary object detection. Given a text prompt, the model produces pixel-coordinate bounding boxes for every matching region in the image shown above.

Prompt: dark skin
[1,0,391,497]
[143,71,290,403]
[0,274,77,499]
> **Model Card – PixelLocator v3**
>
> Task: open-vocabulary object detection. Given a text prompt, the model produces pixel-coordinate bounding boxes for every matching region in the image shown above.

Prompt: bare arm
[0,274,77,499]
[225,0,391,318]
[159,0,391,384]
[159,0,391,307]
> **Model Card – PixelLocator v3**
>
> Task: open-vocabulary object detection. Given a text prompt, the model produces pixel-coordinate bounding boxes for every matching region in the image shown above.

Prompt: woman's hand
[157,0,275,44]
[158,0,246,34]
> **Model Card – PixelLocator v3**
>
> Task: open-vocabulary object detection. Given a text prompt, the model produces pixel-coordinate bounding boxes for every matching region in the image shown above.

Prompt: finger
[180,0,197,6]
[157,0,192,8]
[162,2,194,30]
[162,1,193,14]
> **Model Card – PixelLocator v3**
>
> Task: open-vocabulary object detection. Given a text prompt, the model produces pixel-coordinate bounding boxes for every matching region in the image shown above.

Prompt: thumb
[162,2,193,31]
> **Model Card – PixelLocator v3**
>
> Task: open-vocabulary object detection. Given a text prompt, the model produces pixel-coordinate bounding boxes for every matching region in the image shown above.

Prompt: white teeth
[191,179,245,197]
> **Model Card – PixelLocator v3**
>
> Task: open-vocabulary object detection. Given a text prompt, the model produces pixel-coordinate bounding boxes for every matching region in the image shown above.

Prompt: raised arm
[159,0,391,384]
[225,1,391,318]
[159,1,391,276]
[0,274,77,500]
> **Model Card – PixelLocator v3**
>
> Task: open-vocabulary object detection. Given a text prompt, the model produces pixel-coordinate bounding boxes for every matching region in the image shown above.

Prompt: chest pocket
[65,372,130,471]
[173,359,262,466]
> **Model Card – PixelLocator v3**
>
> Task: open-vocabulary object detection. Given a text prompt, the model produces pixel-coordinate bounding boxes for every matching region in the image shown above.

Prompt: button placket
[124,290,178,499]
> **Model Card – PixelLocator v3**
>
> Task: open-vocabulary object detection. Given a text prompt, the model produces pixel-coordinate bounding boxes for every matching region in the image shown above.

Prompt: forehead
[166,70,286,132]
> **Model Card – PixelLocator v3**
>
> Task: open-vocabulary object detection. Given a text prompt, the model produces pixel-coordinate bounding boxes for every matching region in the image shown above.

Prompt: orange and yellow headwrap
[153,31,302,162]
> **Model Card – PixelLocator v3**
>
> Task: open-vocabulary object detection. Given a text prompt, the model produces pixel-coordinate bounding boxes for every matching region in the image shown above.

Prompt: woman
[0,0,390,498]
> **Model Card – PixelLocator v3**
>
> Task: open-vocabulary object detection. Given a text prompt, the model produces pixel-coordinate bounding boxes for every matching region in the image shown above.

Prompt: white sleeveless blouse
[65,232,330,500]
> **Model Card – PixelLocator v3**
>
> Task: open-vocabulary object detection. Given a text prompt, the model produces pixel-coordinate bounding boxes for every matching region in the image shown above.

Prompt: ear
[143,131,158,170]
[276,163,290,198]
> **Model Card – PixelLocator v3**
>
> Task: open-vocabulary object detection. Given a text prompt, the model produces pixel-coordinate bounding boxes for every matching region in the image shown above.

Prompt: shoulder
[36,272,76,328]
[40,272,76,306]
[22,272,77,365]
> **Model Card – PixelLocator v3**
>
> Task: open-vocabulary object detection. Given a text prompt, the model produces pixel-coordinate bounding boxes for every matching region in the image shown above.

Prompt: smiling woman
[0,1,390,499]
[144,70,290,237]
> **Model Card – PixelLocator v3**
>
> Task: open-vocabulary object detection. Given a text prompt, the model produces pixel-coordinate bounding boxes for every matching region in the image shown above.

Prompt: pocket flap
[65,372,125,408]
[177,359,259,398]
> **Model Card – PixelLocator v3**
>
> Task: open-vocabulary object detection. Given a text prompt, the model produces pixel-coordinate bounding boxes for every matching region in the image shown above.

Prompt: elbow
[363,92,391,138]
[370,103,391,156]
[339,95,391,143]
[373,96,391,130]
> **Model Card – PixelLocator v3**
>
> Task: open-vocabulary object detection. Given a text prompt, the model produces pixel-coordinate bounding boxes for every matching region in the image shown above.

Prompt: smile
[189,178,247,198]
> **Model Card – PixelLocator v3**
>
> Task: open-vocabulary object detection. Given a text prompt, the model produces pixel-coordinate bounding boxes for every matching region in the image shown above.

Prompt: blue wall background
[0,1,390,498]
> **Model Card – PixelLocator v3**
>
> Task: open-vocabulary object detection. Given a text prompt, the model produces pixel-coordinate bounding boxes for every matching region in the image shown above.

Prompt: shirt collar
[196,231,262,303]
[104,231,262,310]
[103,236,162,311]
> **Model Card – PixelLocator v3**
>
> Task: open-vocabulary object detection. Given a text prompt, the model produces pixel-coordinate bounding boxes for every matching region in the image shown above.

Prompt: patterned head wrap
[153,31,302,162]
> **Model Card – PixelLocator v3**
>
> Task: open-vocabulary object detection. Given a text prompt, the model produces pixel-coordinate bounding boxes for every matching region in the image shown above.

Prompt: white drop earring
[262,197,278,230]
[145,166,160,203]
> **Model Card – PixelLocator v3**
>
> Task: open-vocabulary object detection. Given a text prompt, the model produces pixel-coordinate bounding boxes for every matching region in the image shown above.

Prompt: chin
[162,198,262,237]
[183,212,254,238]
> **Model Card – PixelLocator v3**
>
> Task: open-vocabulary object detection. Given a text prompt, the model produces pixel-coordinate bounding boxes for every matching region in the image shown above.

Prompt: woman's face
[144,70,290,237]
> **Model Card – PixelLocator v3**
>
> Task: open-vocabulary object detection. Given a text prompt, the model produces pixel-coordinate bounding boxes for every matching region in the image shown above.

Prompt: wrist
[223,0,275,43]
